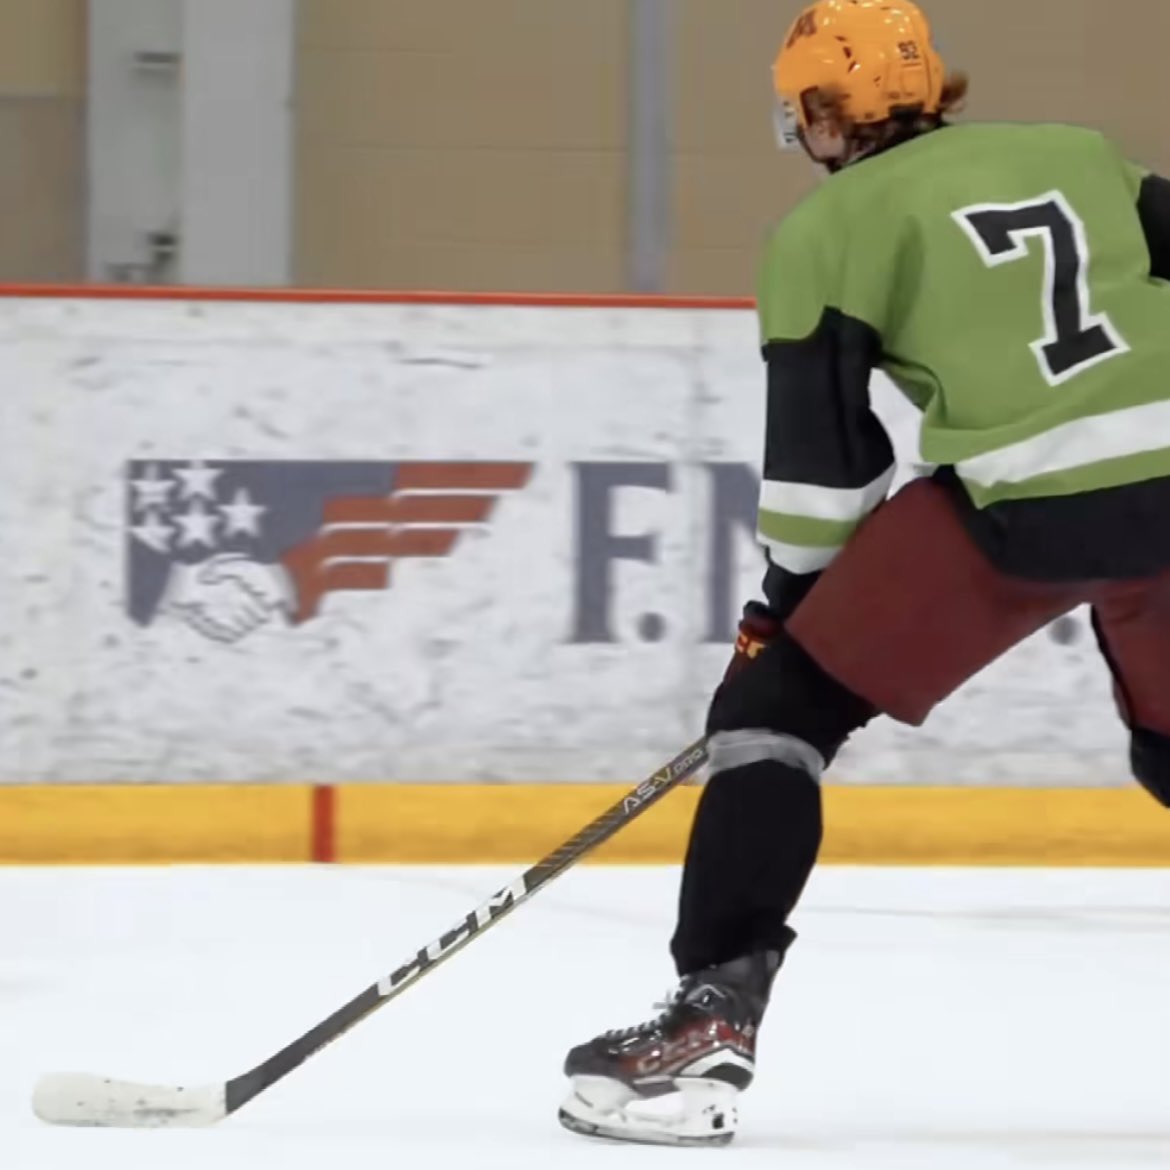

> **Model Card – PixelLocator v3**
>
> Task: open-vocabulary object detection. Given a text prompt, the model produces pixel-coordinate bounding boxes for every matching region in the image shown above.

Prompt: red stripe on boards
[311,786,337,864]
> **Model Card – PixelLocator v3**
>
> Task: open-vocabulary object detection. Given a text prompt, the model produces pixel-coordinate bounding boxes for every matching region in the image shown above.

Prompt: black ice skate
[558,950,782,1147]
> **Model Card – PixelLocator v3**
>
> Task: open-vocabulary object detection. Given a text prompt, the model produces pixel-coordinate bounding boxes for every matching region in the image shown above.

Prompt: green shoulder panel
[758,166,911,346]
[757,197,837,344]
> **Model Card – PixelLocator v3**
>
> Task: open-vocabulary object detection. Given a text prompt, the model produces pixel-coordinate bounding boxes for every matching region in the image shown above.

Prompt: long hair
[804,72,969,156]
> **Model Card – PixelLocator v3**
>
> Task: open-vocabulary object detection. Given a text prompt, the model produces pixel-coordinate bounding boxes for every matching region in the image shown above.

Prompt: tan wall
[672,0,1170,295]
[295,0,1170,295]
[295,0,629,292]
[0,0,85,282]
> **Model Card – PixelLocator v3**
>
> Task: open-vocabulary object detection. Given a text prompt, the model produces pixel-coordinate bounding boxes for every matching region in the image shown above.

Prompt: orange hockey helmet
[772,0,946,148]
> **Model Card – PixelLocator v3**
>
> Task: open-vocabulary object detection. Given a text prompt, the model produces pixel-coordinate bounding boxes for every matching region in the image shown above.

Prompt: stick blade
[32,1073,227,1128]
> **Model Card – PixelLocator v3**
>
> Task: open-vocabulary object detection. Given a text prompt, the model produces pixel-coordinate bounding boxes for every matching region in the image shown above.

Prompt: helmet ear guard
[772,83,841,151]
[772,98,803,151]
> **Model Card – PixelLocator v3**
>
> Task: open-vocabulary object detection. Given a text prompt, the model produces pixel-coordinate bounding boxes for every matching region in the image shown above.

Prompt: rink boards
[0,288,1158,865]
[4,783,1170,865]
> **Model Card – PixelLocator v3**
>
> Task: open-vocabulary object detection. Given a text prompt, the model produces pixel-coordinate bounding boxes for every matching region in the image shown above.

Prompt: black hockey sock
[669,759,820,975]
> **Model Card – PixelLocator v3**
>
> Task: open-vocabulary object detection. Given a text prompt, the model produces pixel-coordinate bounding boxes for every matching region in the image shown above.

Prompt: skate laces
[602,985,686,1040]
[600,962,765,1041]
[603,972,739,1041]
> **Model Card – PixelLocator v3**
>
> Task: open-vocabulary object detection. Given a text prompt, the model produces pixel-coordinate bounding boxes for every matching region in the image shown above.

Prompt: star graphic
[174,460,223,502]
[131,510,173,554]
[174,499,220,549]
[219,487,266,538]
[130,464,175,514]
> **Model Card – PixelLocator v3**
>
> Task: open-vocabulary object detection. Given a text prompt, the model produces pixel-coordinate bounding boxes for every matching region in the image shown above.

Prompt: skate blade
[558,1105,735,1147]
[558,1076,738,1148]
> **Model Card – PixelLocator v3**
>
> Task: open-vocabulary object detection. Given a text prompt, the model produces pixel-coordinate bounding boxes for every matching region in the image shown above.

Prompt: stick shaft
[224,739,708,1114]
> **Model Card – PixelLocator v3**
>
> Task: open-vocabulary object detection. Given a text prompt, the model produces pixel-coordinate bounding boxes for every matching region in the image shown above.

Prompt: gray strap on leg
[707,729,824,782]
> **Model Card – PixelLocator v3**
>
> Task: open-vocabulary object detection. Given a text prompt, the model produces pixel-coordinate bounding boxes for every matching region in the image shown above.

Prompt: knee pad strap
[707,729,824,783]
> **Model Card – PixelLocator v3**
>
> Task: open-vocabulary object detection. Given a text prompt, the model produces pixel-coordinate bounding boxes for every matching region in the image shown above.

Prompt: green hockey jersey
[755,121,1170,614]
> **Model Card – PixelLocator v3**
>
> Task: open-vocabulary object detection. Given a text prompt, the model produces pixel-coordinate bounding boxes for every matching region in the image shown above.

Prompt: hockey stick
[32,738,708,1128]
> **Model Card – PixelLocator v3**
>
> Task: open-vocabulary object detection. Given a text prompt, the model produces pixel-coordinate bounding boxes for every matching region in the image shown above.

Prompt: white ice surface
[6,864,1170,1168]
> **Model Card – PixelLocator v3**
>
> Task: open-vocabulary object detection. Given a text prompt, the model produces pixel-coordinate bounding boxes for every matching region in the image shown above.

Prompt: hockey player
[559,0,1170,1147]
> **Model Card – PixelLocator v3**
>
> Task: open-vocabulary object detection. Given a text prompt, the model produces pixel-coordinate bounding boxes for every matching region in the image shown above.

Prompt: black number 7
[954,192,1128,385]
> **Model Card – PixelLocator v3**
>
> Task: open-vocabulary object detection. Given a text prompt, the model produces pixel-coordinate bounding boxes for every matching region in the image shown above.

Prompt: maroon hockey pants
[788,477,1170,746]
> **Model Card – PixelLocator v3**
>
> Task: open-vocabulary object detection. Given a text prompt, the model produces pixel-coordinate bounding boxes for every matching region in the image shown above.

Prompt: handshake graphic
[158,554,295,644]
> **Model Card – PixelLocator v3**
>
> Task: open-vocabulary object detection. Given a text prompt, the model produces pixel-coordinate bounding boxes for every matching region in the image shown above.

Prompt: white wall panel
[0,298,1125,784]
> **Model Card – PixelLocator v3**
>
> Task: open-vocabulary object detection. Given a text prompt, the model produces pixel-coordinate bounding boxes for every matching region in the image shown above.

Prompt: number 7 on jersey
[953,190,1129,387]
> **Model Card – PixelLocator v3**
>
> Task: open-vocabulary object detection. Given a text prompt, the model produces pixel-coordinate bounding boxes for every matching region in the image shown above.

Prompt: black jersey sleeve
[1137,173,1170,281]
[757,309,896,620]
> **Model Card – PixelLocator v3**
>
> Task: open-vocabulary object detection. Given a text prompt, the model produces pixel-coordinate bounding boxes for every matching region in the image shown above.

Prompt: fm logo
[570,462,760,646]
